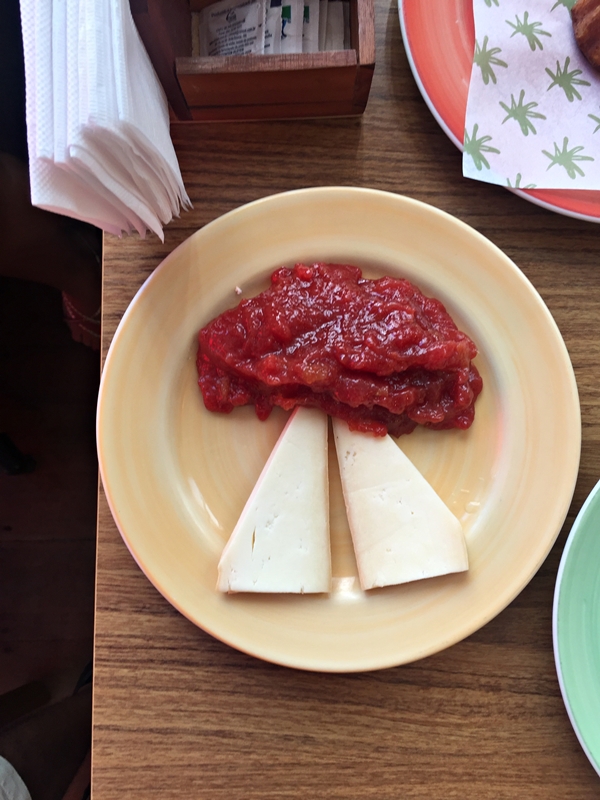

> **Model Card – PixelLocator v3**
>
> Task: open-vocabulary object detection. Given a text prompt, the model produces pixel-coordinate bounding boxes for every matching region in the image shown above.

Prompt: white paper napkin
[20,0,190,240]
[464,0,600,190]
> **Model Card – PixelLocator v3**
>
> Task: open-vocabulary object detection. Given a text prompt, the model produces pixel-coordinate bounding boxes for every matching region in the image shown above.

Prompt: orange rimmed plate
[399,0,600,222]
[97,187,581,672]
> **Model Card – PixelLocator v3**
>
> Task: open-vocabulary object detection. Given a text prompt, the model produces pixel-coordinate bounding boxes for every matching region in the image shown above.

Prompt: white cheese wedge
[217,407,331,593]
[332,418,468,590]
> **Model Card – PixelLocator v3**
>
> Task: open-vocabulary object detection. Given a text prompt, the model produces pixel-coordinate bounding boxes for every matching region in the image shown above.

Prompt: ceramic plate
[554,480,600,775]
[97,187,581,672]
[399,0,600,223]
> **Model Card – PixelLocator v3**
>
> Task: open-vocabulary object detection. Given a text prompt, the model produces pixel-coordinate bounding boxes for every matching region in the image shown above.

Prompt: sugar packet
[264,2,281,54]
[280,0,303,54]
[318,0,328,51]
[198,0,266,56]
[264,0,282,54]
[324,0,344,50]
[303,0,320,53]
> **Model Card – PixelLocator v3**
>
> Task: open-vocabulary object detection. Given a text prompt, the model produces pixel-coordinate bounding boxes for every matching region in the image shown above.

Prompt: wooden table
[94,1,600,795]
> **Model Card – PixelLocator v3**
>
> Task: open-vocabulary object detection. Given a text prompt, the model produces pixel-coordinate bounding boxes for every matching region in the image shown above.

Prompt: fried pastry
[572,0,600,70]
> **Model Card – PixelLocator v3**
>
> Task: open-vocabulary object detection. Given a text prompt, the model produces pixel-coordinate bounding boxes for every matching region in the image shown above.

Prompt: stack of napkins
[464,0,600,191]
[19,0,190,240]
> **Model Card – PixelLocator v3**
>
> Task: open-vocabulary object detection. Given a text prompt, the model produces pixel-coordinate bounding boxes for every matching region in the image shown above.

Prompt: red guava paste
[197,263,482,437]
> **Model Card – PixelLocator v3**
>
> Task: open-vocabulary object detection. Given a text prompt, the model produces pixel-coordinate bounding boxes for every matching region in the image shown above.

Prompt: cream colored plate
[97,187,581,672]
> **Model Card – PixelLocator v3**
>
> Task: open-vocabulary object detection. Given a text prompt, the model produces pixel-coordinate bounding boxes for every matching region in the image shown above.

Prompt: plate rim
[398,0,600,224]
[98,185,582,672]
[553,479,600,776]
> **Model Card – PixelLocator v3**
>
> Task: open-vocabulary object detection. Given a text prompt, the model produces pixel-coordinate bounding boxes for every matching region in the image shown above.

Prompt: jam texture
[197,263,483,436]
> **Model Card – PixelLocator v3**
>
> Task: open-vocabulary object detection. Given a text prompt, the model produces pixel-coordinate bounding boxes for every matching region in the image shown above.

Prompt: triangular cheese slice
[217,407,331,593]
[332,419,468,590]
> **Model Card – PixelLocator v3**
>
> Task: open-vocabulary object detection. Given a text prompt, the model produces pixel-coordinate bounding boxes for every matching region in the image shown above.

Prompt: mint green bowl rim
[553,478,600,777]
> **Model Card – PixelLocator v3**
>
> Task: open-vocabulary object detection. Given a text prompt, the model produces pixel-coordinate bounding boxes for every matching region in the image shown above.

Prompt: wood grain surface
[94,0,600,795]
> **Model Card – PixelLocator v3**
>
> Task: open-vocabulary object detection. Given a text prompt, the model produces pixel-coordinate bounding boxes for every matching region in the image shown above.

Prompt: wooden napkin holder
[130,0,375,122]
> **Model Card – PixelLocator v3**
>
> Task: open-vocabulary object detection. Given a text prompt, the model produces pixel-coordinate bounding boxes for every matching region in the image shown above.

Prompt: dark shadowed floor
[0,276,98,701]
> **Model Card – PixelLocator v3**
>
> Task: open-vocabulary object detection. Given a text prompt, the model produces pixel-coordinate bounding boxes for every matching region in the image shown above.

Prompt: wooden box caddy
[130,0,375,121]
